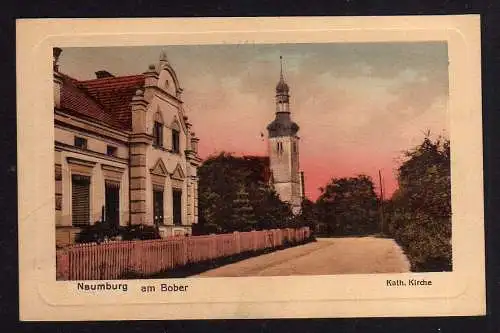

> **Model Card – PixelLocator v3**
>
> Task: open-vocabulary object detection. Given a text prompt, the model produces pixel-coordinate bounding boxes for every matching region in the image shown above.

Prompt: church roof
[275,76,289,94]
[267,112,299,138]
[275,56,290,95]
[57,72,145,131]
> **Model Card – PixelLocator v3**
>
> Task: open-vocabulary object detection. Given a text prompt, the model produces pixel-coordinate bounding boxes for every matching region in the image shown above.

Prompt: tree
[316,175,379,236]
[387,136,451,271]
[197,152,294,233]
[295,198,320,231]
[231,185,257,231]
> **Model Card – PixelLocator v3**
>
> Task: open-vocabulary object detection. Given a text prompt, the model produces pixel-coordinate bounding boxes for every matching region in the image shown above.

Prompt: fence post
[183,238,189,265]
[233,231,240,254]
[132,241,139,273]
[252,230,257,251]
[210,234,216,260]
[56,248,69,281]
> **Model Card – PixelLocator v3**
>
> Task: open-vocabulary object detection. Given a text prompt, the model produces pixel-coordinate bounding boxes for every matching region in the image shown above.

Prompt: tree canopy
[316,175,379,236]
[196,153,293,234]
[386,136,452,271]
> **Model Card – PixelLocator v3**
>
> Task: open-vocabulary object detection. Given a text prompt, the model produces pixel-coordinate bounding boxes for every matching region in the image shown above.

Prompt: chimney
[95,70,115,79]
[53,47,62,71]
[53,48,63,108]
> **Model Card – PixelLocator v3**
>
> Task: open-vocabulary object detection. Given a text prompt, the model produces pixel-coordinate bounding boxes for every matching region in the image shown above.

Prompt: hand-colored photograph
[54,42,451,281]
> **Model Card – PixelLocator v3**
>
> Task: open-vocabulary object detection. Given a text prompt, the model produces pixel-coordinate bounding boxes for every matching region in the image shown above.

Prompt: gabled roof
[77,75,145,130]
[57,72,145,131]
[60,76,124,129]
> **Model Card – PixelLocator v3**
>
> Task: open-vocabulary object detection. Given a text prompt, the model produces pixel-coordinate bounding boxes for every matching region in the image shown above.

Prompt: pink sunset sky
[59,43,449,201]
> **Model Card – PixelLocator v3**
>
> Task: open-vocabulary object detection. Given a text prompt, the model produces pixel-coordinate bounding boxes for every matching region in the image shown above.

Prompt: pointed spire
[159,49,169,68]
[160,49,168,62]
[280,55,284,81]
[276,55,289,95]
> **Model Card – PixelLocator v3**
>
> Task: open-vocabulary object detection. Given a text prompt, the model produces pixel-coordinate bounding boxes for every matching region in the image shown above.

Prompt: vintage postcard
[17,16,484,320]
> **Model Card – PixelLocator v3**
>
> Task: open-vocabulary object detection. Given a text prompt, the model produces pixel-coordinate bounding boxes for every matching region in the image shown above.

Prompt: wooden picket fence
[56,227,311,280]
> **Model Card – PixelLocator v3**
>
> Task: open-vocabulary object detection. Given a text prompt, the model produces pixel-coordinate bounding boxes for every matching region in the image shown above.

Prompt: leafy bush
[198,153,293,233]
[76,221,121,244]
[121,224,161,240]
[192,222,221,235]
[76,222,161,243]
[386,136,452,272]
[315,175,380,236]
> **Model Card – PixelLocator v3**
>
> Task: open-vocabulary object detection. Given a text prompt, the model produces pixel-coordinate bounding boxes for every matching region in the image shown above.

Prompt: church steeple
[275,56,290,108]
[266,56,303,214]
[268,56,298,138]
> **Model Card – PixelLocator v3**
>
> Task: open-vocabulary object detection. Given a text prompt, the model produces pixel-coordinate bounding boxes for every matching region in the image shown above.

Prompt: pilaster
[129,89,151,225]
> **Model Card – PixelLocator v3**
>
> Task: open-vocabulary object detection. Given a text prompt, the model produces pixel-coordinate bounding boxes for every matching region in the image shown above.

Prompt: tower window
[277,142,284,155]
[153,121,163,147]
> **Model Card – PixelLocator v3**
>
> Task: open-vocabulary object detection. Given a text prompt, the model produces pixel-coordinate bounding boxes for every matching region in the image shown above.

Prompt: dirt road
[195,237,410,277]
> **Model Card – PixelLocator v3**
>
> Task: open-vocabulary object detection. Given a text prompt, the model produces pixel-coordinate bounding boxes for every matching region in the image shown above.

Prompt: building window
[71,174,90,227]
[172,189,182,226]
[153,121,163,147]
[105,181,120,229]
[172,129,180,154]
[106,145,117,157]
[153,187,164,226]
[74,136,87,150]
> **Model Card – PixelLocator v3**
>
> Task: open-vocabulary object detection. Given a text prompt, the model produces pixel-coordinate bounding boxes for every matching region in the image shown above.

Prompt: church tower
[267,57,303,214]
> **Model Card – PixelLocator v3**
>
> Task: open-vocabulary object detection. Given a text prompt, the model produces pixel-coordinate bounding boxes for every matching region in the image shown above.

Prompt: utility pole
[378,169,385,235]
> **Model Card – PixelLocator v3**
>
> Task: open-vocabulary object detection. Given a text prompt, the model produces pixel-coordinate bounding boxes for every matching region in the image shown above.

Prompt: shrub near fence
[56,227,311,280]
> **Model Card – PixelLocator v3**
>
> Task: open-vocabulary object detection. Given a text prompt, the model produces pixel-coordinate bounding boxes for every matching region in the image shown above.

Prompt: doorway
[153,188,164,226]
[105,181,120,229]
[172,189,182,226]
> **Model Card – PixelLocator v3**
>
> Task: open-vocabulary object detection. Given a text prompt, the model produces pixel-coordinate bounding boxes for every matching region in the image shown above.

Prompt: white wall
[268,135,302,209]
[55,127,129,227]
[55,126,128,159]
[143,93,193,227]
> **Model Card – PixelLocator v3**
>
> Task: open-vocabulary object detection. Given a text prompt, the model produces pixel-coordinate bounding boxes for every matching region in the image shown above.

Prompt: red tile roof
[78,75,145,130]
[58,72,145,131]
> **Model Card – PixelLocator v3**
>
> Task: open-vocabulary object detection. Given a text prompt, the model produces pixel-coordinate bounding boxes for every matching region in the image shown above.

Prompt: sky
[59,42,449,200]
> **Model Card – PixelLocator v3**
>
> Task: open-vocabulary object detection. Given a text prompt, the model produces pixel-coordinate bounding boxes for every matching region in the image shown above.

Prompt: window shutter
[72,175,90,227]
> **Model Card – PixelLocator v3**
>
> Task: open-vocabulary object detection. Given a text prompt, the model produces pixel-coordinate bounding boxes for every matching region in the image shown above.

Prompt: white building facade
[54,49,201,247]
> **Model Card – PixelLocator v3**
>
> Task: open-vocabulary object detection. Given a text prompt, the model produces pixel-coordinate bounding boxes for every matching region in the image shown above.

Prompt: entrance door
[153,189,164,226]
[105,182,120,229]
[172,189,182,226]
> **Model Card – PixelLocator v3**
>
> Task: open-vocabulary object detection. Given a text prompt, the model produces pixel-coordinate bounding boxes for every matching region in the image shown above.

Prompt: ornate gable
[158,50,183,98]
[171,163,185,180]
[150,158,168,176]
